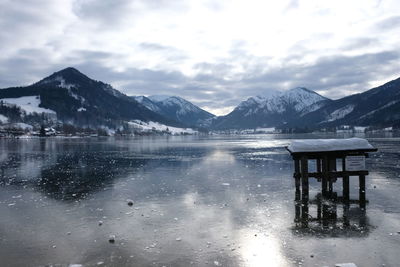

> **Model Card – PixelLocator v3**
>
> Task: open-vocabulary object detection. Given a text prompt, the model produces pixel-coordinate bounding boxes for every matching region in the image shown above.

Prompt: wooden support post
[359,205,367,227]
[322,203,329,228]
[317,158,321,173]
[328,158,336,196]
[343,203,350,227]
[301,156,309,201]
[317,194,322,222]
[294,159,300,196]
[322,156,328,197]
[328,180,333,194]
[342,158,350,202]
[301,199,309,227]
[359,174,366,206]
[295,199,301,223]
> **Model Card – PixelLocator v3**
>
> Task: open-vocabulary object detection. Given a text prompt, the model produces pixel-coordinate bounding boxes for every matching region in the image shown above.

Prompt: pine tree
[39,125,46,137]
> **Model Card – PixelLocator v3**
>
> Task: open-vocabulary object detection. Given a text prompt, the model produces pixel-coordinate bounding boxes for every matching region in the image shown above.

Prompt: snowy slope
[237,87,328,115]
[0,114,8,123]
[128,120,197,134]
[212,87,330,129]
[299,76,400,128]
[0,67,178,129]
[1,96,56,114]
[134,95,215,127]
[133,96,162,113]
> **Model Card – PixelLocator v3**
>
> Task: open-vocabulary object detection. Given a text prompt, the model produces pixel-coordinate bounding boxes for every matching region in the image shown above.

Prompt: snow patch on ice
[335,263,358,267]
[1,96,56,114]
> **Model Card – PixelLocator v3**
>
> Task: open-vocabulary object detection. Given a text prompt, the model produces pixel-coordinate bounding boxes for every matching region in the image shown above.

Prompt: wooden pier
[286,138,377,206]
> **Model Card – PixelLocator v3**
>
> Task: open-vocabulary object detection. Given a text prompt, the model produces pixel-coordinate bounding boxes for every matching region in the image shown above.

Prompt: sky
[1,0,400,115]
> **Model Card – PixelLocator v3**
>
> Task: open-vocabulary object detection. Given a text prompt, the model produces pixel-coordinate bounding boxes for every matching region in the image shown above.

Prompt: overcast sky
[1,0,399,115]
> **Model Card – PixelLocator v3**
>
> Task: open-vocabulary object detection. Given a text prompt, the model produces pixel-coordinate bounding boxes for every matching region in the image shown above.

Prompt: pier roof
[287,138,377,155]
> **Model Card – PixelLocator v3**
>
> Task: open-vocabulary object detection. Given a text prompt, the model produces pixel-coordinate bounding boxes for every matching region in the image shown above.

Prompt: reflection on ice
[0,135,400,266]
[293,193,371,238]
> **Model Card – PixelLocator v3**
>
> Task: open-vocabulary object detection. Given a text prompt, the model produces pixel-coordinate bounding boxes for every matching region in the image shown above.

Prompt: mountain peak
[285,87,328,100]
[58,67,81,74]
[134,94,215,126]
[36,67,92,86]
[148,95,174,102]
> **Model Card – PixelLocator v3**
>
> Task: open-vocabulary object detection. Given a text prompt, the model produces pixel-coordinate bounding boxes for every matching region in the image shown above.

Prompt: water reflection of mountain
[0,138,213,201]
[292,193,372,238]
[37,153,150,200]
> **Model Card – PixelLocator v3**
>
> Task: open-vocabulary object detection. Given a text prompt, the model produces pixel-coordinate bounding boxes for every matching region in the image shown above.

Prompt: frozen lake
[0,134,399,267]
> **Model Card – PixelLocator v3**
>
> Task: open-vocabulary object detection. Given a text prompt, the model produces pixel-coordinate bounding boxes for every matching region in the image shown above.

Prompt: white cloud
[0,0,400,115]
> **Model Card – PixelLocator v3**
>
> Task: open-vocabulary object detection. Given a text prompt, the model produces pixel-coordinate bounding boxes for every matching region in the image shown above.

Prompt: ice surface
[335,263,358,267]
[1,96,56,114]
[287,138,375,153]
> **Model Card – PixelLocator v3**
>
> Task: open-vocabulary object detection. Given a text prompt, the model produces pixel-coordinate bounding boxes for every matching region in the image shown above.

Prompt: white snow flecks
[8,123,34,130]
[128,120,197,135]
[150,96,202,116]
[133,96,162,113]
[359,100,399,119]
[77,107,86,112]
[147,95,171,102]
[326,105,354,122]
[103,84,126,99]
[1,96,56,114]
[0,114,8,123]
[40,76,86,103]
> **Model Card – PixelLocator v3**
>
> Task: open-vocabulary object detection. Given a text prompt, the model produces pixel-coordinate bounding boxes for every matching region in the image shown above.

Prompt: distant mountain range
[0,67,399,132]
[211,87,331,129]
[0,67,180,129]
[0,67,213,130]
[295,77,400,129]
[133,95,214,127]
[211,77,400,130]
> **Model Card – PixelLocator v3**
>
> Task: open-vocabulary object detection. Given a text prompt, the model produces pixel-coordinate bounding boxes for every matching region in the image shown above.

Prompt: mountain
[296,77,400,128]
[133,95,215,127]
[0,67,179,128]
[211,87,331,129]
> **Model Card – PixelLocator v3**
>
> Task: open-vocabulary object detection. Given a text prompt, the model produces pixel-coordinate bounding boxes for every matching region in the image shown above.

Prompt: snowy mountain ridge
[237,87,328,115]
[0,67,181,130]
[211,87,332,130]
[134,95,215,127]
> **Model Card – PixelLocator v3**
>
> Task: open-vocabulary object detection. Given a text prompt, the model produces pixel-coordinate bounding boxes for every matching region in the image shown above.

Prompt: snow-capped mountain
[0,67,180,128]
[297,77,400,128]
[211,87,331,129]
[133,95,215,127]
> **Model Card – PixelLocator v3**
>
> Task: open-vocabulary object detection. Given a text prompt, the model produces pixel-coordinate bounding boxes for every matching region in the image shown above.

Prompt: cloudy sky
[1,0,400,115]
